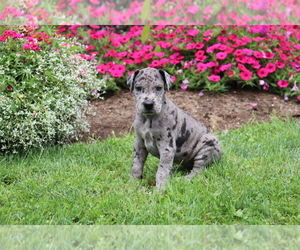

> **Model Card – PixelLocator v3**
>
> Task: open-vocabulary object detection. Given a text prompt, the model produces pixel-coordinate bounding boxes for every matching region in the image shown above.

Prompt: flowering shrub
[0,27,105,154]
[59,25,300,101]
[1,0,300,25]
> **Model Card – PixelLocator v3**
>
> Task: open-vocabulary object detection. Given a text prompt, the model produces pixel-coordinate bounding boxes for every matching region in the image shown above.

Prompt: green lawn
[0,117,299,225]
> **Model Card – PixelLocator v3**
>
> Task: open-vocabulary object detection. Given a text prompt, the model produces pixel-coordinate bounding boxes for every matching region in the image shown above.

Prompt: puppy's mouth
[142,110,156,115]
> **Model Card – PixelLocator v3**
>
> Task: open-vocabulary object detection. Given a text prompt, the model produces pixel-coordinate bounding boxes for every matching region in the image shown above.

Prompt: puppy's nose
[143,100,154,110]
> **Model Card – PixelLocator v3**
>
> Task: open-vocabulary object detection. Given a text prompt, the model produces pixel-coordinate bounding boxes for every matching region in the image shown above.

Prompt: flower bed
[58,25,300,100]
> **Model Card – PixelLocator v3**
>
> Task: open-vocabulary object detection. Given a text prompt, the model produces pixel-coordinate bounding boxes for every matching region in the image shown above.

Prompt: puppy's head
[127,68,172,115]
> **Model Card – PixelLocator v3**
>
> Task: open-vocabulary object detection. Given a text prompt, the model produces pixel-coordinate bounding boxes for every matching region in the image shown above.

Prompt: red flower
[257,68,269,78]
[277,80,289,88]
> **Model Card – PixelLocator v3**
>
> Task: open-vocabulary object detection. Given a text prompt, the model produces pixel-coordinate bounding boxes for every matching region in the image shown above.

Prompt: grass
[0,117,299,225]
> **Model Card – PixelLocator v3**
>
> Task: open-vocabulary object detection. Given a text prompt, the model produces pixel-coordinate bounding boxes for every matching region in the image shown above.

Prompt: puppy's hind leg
[185,145,221,180]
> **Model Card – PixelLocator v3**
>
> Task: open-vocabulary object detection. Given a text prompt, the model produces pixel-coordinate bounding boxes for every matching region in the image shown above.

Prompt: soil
[82,88,300,142]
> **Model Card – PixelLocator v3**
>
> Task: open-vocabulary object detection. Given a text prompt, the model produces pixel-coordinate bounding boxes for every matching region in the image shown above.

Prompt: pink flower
[111,41,122,47]
[242,48,253,55]
[183,61,193,69]
[109,64,126,78]
[265,62,276,73]
[196,63,207,72]
[265,51,275,59]
[277,80,289,88]
[90,25,100,29]
[236,55,247,64]
[275,61,285,69]
[203,6,212,14]
[238,63,247,72]
[195,42,204,49]
[181,83,188,91]
[216,52,227,60]
[96,63,108,74]
[198,90,205,96]
[90,0,100,5]
[123,59,134,64]
[161,41,171,48]
[142,52,154,60]
[22,42,41,51]
[187,29,199,36]
[86,45,95,52]
[187,5,199,14]
[206,61,217,68]
[159,58,169,66]
[186,43,196,50]
[149,60,161,67]
[116,51,128,59]
[220,63,232,71]
[240,70,253,80]
[297,95,300,101]
[155,52,165,57]
[248,103,257,107]
[165,33,176,39]
[90,30,108,39]
[252,63,261,69]
[203,29,213,36]
[209,75,220,82]
[263,83,270,90]
[6,86,13,91]
[253,51,263,59]
[257,68,269,78]
[234,49,243,56]
[183,79,190,84]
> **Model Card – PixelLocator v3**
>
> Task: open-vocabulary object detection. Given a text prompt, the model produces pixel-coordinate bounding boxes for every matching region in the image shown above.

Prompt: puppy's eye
[135,86,142,92]
[156,86,163,91]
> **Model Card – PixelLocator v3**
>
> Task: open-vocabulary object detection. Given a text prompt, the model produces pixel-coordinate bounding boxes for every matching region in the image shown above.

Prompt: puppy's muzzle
[143,100,154,111]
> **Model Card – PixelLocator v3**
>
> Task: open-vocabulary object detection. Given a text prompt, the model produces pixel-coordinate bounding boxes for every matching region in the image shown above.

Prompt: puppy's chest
[137,122,161,157]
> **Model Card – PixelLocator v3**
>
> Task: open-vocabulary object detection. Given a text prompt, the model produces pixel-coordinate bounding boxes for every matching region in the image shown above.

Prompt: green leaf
[141,0,150,23]
[141,25,150,44]
[154,45,162,53]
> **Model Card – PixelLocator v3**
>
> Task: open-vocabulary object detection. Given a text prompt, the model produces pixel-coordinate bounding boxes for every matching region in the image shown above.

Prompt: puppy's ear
[127,70,140,92]
[158,69,172,91]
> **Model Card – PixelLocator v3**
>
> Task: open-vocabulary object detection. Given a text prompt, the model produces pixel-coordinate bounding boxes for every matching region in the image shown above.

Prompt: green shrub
[0,27,106,154]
